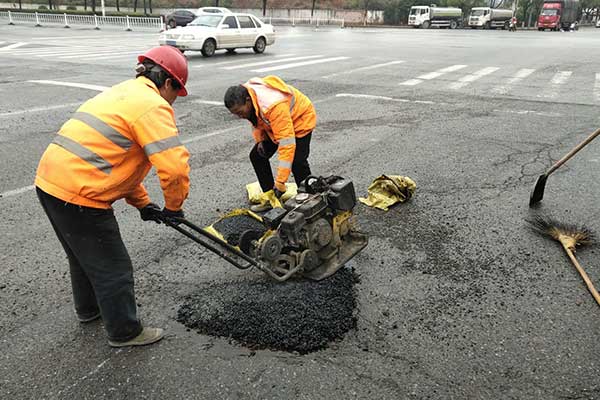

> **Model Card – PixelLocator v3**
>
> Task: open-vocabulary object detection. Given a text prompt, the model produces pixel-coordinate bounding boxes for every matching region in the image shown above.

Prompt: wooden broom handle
[563,246,600,307]
[547,127,600,176]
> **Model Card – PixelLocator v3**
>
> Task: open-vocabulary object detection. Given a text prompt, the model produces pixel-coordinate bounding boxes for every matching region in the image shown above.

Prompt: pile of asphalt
[177,267,359,354]
[212,214,267,246]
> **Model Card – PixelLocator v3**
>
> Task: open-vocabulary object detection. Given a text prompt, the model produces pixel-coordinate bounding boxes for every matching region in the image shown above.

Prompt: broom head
[527,215,593,251]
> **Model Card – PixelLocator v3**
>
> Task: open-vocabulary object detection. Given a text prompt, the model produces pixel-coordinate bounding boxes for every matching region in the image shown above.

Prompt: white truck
[468,7,513,29]
[408,5,463,29]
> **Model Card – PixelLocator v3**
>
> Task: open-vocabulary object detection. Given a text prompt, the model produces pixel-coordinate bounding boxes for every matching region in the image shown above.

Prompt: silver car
[158,13,275,57]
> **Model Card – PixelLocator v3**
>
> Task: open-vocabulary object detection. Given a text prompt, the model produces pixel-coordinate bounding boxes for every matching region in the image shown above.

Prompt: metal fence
[266,17,345,28]
[0,11,163,31]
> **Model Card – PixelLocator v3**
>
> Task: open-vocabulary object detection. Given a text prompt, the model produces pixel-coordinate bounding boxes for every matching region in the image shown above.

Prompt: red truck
[537,0,579,31]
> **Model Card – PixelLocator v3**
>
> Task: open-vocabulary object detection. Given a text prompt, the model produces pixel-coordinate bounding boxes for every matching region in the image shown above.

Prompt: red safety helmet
[138,45,188,96]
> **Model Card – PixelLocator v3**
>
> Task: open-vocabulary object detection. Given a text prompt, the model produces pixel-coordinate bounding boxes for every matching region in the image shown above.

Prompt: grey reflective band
[52,135,112,174]
[143,136,183,156]
[287,86,296,111]
[278,137,296,146]
[72,112,132,151]
[278,160,292,169]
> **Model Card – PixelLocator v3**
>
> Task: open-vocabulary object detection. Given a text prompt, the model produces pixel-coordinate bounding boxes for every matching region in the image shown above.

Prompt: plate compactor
[162,176,368,282]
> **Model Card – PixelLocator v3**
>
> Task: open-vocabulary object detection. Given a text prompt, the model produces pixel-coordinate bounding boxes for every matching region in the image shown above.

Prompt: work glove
[256,141,268,158]
[162,208,185,225]
[139,203,162,224]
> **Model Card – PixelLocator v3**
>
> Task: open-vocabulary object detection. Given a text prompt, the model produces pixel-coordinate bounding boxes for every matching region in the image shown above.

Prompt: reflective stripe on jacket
[243,76,316,185]
[35,76,190,210]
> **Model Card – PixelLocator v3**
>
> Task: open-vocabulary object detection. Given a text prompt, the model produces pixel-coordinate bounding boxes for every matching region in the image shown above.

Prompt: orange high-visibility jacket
[243,76,316,186]
[35,77,190,211]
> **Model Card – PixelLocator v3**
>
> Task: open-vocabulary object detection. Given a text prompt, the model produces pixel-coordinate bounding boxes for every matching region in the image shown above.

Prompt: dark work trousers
[249,132,312,192]
[36,187,143,342]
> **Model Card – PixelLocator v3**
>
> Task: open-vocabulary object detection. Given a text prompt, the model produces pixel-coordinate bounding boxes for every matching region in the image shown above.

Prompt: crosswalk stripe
[0,42,28,51]
[400,64,467,86]
[28,80,108,92]
[595,73,600,102]
[449,67,500,90]
[492,68,535,95]
[251,56,350,72]
[223,55,323,70]
[12,46,135,56]
[322,60,405,79]
[538,71,572,99]
[551,71,572,85]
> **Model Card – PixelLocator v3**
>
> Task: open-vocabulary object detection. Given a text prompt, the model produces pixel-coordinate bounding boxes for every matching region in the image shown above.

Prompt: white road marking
[493,109,561,117]
[0,185,35,198]
[74,51,145,60]
[0,103,81,118]
[492,68,535,95]
[400,64,467,86]
[0,42,28,50]
[322,60,404,79]
[204,53,297,67]
[538,71,572,99]
[11,46,135,56]
[0,41,5,46]
[192,100,223,106]
[28,80,109,92]
[336,93,424,104]
[251,56,350,72]
[57,49,145,59]
[449,67,500,90]
[595,73,600,102]
[223,55,323,70]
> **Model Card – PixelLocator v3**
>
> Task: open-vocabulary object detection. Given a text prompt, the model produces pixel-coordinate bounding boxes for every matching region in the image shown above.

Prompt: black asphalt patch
[176,267,359,354]
[211,214,267,246]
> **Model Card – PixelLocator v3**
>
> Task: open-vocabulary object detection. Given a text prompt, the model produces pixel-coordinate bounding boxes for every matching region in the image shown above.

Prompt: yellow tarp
[359,175,416,211]
[204,208,264,246]
[246,181,298,209]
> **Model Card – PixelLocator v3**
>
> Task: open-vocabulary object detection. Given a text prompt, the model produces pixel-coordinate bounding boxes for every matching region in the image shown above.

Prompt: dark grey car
[165,9,196,29]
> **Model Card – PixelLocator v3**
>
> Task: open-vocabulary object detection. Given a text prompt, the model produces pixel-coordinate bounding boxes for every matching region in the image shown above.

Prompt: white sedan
[158,13,275,57]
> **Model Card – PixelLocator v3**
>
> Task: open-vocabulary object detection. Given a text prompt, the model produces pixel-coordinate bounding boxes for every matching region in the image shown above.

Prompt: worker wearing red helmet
[35,45,190,347]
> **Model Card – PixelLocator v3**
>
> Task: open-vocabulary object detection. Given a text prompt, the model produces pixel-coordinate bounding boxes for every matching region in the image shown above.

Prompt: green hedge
[0,7,161,17]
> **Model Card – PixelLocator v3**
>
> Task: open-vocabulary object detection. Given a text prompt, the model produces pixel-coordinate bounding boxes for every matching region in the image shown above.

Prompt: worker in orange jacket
[35,46,190,348]
[224,76,317,212]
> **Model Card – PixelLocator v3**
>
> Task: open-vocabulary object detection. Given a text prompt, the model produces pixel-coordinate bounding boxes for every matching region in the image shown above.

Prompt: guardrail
[0,11,163,31]
[266,17,345,28]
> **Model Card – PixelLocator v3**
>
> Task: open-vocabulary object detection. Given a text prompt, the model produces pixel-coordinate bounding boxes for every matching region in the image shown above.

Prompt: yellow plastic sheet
[246,181,298,209]
[359,175,416,211]
[203,208,264,246]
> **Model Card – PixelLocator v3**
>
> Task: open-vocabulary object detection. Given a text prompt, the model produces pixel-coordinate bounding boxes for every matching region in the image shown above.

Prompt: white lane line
[57,49,144,59]
[400,64,467,86]
[0,103,81,118]
[449,67,500,90]
[336,93,410,103]
[595,73,600,102]
[0,42,28,51]
[75,51,145,60]
[28,80,109,92]
[322,60,405,79]
[204,53,297,67]
[193,100,223,106]
[492,68,535,94]
[223,55,323,70]
[251,56,350,72]
[539,71,572,99]
[12,46,133,56]
[0,41,5,46]
[0,185,35,198]
[493,109,561,117]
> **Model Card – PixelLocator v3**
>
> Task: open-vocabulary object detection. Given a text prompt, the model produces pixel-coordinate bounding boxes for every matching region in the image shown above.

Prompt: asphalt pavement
[1,23,600,399]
